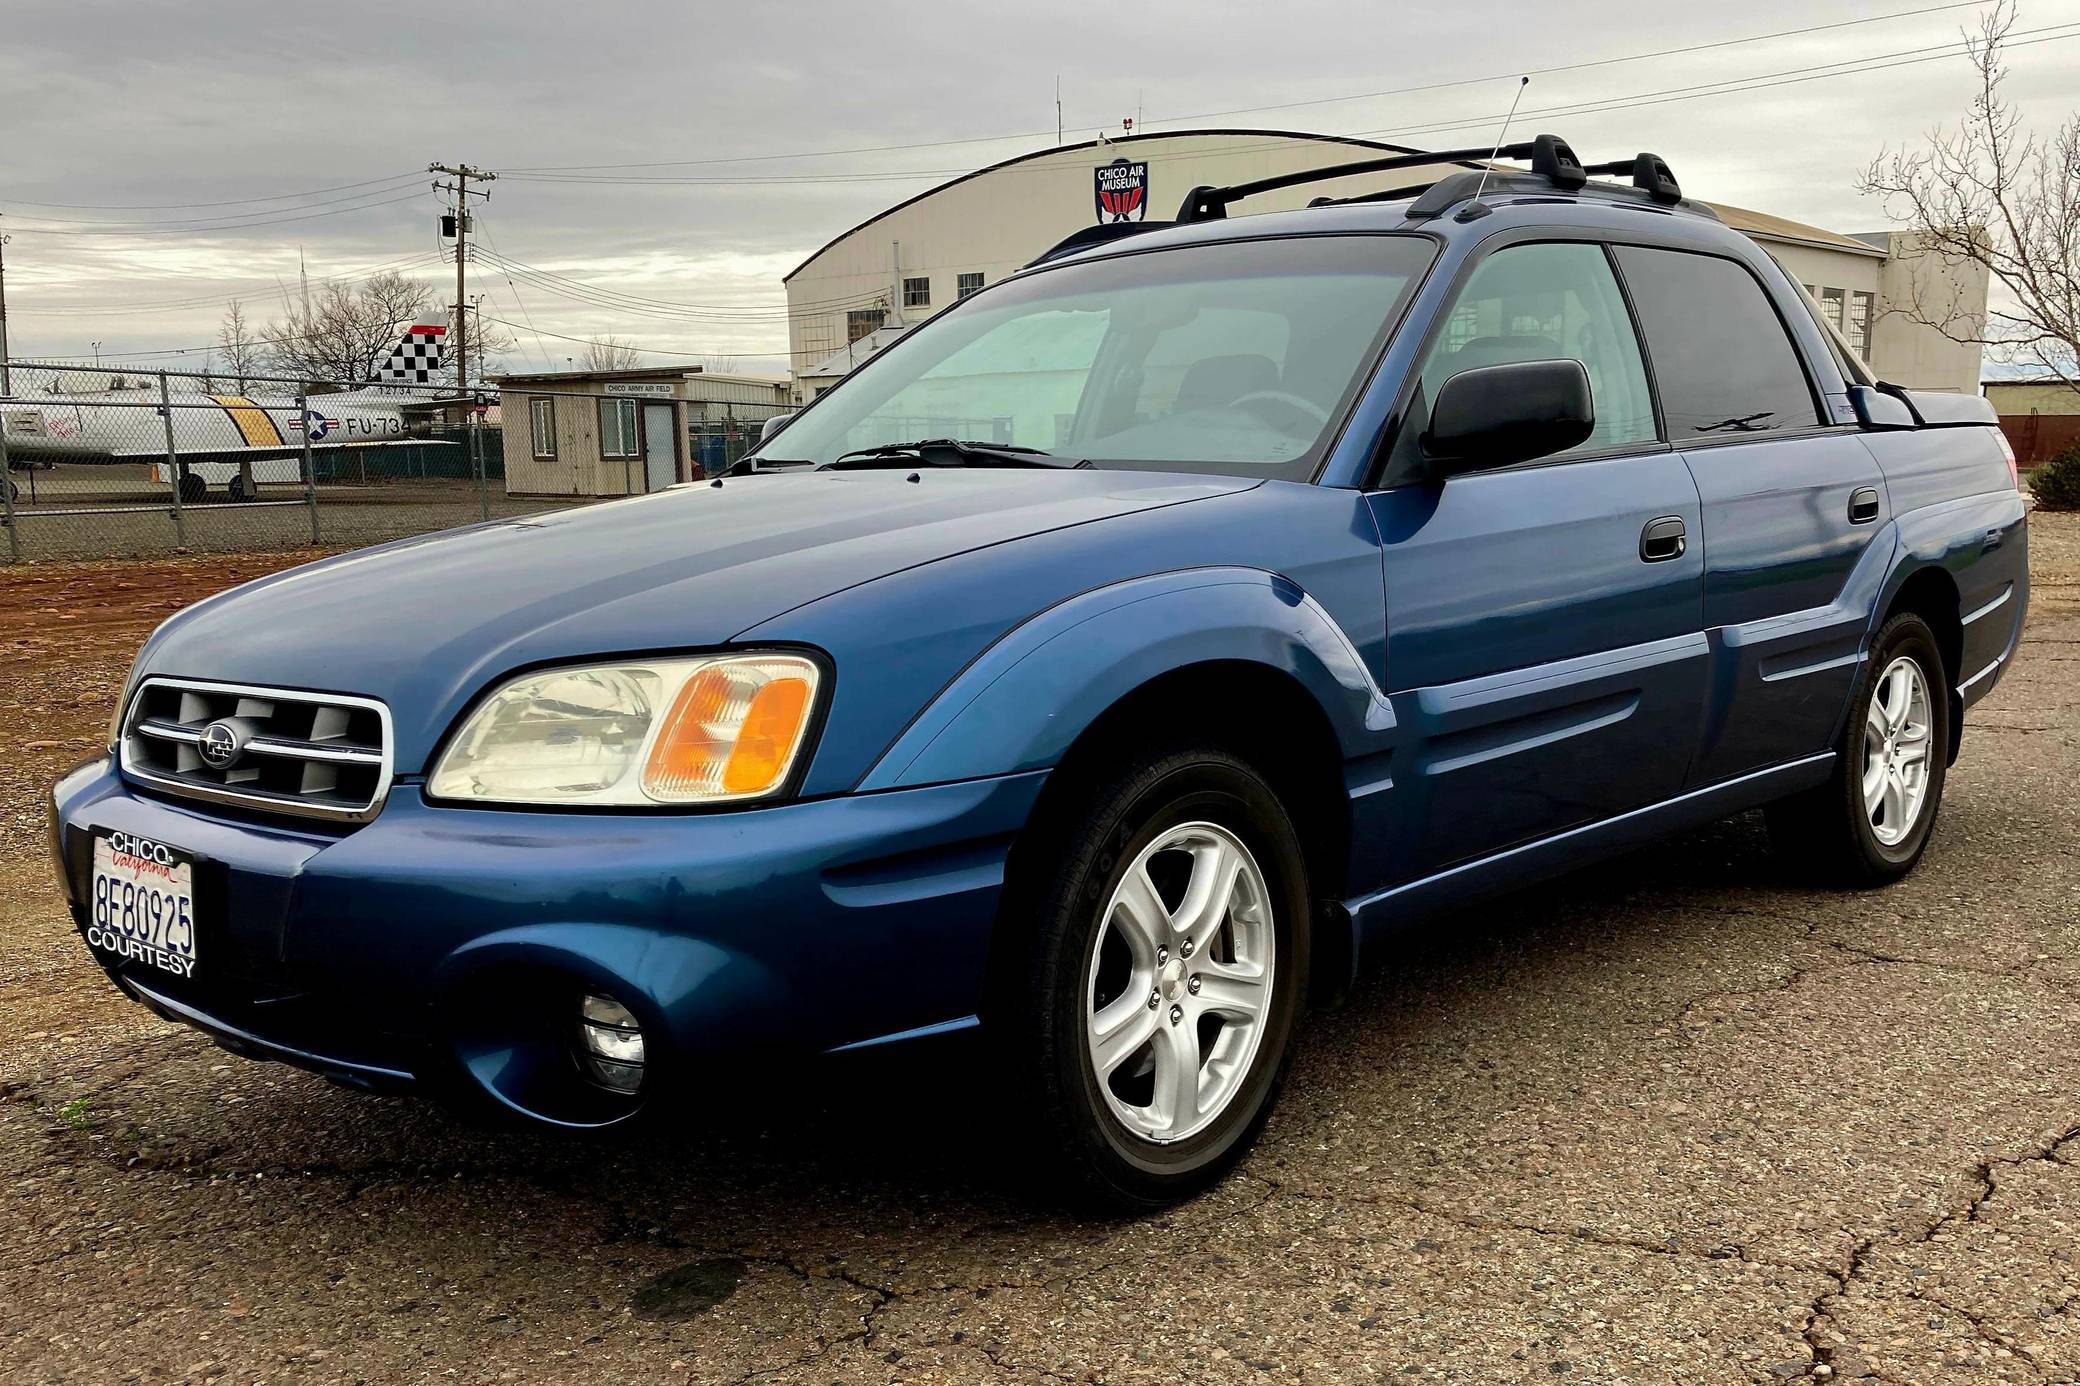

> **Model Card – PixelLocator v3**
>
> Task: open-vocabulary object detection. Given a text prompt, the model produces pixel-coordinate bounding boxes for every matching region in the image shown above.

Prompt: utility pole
[428,162,496,395]
[0,214,12,398]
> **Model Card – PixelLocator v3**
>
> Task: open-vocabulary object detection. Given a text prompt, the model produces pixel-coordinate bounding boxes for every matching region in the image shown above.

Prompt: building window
[1820,286,1847,331]
[1847,291,1874,358]
[903,276,931,309]
[957,271,985,300]
[598,397,639,458]
[529,397,556,458]
[847,308,885,344]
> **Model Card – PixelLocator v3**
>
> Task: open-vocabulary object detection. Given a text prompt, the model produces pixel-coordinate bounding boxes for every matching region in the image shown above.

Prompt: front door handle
[1639,515,1688,562]
[1848,487,1881,524]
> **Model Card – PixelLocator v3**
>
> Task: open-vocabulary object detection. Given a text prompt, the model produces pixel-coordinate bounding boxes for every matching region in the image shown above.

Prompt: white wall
[1866,230,1991,393]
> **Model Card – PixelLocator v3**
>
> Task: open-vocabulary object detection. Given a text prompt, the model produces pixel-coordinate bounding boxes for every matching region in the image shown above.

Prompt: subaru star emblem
[198,719,243,769]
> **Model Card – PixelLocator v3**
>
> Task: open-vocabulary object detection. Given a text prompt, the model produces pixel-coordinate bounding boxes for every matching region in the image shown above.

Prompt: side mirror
[758,412,794,444]
[1422,359,1595,474]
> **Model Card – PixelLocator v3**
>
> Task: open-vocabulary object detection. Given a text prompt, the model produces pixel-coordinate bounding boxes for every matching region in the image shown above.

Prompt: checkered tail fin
[368,324,448,393]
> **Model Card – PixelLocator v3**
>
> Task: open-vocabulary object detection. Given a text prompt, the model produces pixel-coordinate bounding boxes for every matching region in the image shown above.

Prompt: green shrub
[2030,442,2080,511]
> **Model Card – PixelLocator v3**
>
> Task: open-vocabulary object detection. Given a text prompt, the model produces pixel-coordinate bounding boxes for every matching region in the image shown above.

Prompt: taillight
[1994,429,2020,489]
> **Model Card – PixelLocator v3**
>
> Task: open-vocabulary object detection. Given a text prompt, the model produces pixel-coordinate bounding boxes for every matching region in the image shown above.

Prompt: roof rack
[1174,134,1683,224]
[1023,136,1692,268]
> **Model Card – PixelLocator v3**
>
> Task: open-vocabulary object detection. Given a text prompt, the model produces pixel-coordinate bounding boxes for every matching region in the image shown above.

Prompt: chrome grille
[118,677,394,823]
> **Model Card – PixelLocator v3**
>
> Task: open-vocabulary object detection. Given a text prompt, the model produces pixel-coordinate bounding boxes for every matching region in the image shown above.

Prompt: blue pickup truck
[52,137,2027,1208]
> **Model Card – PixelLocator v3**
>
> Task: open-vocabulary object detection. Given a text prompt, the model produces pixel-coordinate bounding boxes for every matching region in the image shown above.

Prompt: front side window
[598,397,639,458]
[759,236,1435,480]
[1612,246,1823,437]
[1417,241,1657,456]
[529,397,556,458]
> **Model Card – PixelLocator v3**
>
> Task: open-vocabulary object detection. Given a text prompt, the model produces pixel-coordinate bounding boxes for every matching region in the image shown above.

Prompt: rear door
[1366,239,1707,876]
[1610,245,1887,787]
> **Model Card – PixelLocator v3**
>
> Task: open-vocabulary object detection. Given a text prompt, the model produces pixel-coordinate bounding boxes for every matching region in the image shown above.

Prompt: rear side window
[1612,246,1823,437]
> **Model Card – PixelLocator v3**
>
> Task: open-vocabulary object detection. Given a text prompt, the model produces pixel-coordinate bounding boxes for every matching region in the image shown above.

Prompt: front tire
[992,746,1310,1210]
[1767,611,1951,885]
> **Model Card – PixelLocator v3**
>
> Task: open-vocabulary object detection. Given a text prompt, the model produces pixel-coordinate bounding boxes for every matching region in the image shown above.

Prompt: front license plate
[87,831,198,979]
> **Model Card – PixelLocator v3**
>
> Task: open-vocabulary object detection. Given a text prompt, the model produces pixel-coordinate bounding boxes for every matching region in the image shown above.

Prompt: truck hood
[138,468,1252,773]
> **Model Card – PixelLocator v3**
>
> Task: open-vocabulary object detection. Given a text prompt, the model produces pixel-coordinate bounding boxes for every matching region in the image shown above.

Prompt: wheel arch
[1881,563,1964,764]
[877,568,1391,1011]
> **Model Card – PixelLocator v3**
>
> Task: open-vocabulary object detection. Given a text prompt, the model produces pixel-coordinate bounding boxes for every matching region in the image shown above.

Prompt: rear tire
[990,746,1310,1211]
[1766,612,1950,886]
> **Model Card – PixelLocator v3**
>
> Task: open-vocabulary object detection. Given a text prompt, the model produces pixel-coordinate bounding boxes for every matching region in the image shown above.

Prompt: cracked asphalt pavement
[2,518,2077,1385]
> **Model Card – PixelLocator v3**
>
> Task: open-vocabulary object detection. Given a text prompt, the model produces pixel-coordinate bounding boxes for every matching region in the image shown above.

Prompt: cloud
[3,0,2073,369]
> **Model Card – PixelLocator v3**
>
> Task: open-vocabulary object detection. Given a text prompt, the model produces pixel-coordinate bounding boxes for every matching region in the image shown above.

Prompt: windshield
[760,234,1435,481]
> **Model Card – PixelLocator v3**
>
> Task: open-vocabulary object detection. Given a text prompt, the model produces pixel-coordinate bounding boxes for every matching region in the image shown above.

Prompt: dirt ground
[1,517,2077,1384]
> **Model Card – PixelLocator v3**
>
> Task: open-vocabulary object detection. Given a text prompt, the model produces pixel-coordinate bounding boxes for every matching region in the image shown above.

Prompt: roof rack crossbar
[1175,134,1687,224]
[1176,141,1537,224]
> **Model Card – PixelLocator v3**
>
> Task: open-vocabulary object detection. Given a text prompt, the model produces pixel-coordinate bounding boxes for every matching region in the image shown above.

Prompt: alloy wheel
[1083,821,1275,1144]
[1863,653,1934,847]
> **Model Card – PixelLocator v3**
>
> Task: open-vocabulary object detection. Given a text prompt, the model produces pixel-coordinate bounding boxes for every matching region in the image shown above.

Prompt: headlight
[427,653,821,807]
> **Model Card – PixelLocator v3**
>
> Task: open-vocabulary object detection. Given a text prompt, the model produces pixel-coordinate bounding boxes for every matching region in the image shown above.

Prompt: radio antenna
[1464,76,1530,217]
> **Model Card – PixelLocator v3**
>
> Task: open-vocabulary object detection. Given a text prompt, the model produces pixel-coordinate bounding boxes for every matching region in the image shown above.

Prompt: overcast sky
[3,0,2076,376]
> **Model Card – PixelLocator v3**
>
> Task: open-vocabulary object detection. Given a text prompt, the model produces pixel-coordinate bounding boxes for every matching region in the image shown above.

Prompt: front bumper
[51,758,1046,1124]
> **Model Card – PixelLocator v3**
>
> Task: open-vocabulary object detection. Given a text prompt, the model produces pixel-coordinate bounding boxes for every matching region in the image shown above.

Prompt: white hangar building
[780,128,1985,399]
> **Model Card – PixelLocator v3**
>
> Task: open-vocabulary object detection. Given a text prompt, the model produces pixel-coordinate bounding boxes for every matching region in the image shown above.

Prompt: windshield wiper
[825,438,1086,470]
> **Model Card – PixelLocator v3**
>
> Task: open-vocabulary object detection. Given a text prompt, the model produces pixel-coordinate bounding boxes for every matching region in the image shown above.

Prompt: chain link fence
[0,361,658,564]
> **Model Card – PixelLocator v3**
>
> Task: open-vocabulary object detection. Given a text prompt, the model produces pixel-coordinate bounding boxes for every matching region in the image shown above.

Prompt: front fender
[859,567,1394,791]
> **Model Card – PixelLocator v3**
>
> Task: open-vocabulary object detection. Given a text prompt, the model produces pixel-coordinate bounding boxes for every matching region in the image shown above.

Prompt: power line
[476,314,785,361]
[12,252,450,316]
[484,260,886,325]
[1345,25,2080,145]
[492,26,2080,191]
[6,189,434,238]
[472,217,556,372]
[497,0,1992,176]
[0,171,426,212]
[1,176,430,227]
[475,249,889,319]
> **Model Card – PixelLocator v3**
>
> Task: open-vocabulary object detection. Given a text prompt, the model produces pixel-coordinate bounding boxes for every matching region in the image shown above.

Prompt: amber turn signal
[641,655,819,802]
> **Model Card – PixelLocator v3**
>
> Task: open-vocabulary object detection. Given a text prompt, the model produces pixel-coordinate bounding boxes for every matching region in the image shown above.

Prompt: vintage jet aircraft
[2,325,447,501]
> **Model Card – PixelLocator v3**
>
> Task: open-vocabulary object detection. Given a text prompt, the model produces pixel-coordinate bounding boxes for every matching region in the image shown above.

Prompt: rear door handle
[1848,487,1881,524]
[1639,515,1687,562]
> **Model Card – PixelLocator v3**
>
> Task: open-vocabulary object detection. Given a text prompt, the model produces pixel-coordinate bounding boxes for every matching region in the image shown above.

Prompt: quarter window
[598,397,639,458]
[1418,241,1658,456]
[529,397,556,459]
[1612,246,1823,437]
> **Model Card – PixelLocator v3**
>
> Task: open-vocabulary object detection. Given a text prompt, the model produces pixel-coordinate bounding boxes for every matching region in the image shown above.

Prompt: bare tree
[1859,2,2080,386]
[583,336,644,371]
[263,270,436,386]
[216,301,263,391]
[697,354,741,375]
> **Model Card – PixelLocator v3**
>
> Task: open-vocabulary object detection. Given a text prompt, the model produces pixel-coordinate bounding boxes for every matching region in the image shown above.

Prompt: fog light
[578,992,645,1093]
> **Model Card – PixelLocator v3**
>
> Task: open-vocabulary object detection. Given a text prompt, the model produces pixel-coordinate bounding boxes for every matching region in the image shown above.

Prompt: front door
[641,403,677,492]
[1366,240,1708,878]
[1608,245,1889,787]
